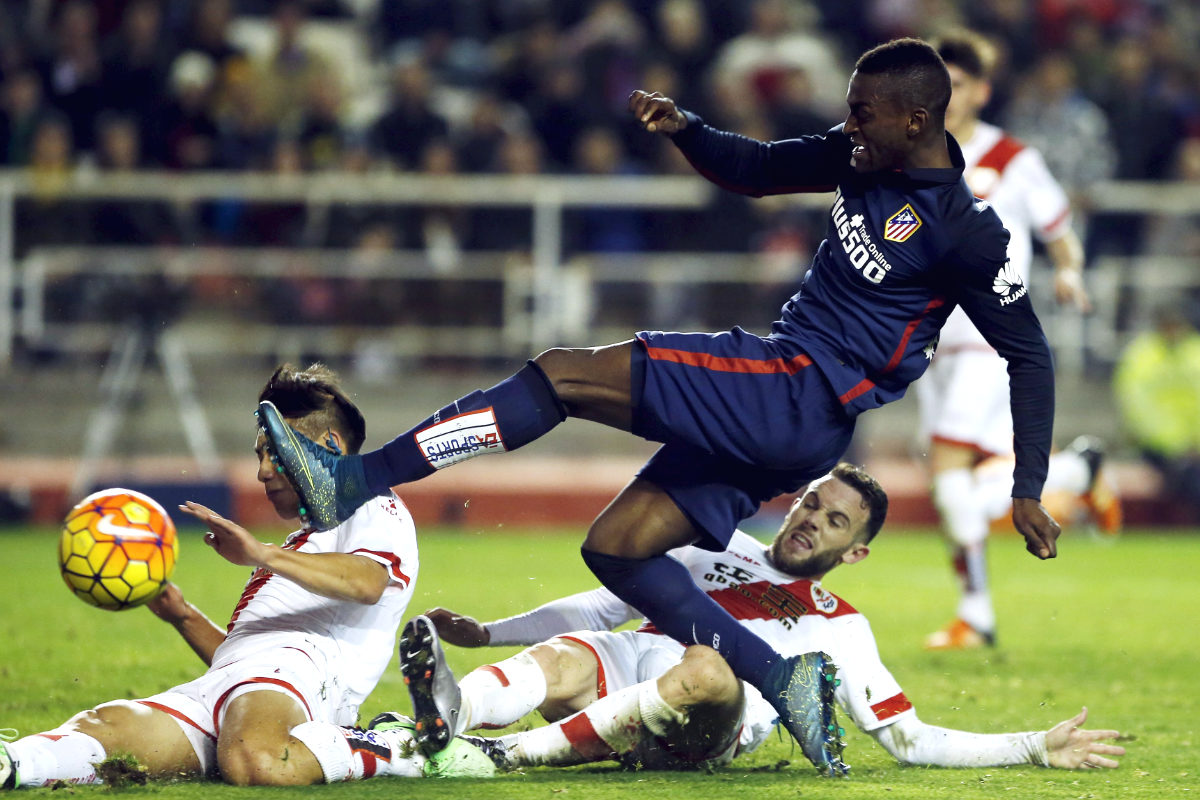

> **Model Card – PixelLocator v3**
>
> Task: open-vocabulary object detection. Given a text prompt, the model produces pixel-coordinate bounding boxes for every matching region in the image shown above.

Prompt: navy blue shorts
[631,329,855,550]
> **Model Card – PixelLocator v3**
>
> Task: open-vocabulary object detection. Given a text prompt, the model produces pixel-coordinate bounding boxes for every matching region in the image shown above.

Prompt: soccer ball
[59,488,178,611]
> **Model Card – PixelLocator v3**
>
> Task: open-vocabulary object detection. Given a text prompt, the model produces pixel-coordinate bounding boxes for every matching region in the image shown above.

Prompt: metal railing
[2,170,1197,373]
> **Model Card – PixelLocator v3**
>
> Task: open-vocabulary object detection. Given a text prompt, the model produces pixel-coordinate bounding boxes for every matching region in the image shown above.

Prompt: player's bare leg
[257,342,636,530]
[216,692,320,786]
[0,701,202,788]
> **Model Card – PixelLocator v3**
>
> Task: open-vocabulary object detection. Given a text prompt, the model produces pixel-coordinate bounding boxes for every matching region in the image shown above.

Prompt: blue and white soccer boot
[255,400,374,531]
[399,615,463,757]
[761,651,849,777]
[1,734,19,790]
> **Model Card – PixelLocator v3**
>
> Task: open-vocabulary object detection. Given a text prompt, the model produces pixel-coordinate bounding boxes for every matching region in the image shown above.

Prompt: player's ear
[907,106,928,137]
[323,428,346,455]
[841,543,870,566]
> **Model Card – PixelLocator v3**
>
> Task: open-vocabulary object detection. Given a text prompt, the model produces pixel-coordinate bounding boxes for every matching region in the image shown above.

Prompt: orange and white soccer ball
[59,488,178,610]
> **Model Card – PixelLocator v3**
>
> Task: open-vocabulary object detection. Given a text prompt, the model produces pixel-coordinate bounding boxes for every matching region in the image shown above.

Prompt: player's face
[944,64,989,137]
[255,429,301,520]
[843,72,914,173]
[769,476,870,578]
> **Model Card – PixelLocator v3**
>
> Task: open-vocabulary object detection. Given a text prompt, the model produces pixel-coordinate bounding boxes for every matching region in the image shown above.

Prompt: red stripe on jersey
[35,734,65,741]
[870,692,913,722]
[838,378,875,405]
[640,579,857,635]
[351,548,412,586]
[138,701,217,742]
[642,341,813,375]
[975,136,1025,183]
[212,677,313,734]
[559,634,609,699]
[226,530,316,632]
[883,298,945,373]
[1041,205,1071,237]
[560,713,618,761]
[480,664,510,687]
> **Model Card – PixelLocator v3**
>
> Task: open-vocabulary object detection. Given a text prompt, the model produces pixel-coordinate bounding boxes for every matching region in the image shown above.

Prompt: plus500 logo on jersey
[831,189,892,284]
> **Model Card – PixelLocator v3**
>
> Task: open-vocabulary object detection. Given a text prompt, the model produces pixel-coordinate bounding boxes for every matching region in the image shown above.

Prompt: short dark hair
[831,462,888,543]
[259,363,366,454]
[855,38,951,121]
[934,30,997,81]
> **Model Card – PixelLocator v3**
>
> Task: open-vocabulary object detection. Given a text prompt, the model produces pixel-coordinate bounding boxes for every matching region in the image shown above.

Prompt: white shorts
[136,642,341,776]
[917,347,1013,457]
[556,630,778,765]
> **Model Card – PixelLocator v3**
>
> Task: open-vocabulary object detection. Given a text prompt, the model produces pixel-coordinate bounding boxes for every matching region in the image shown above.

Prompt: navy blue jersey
[670,114,1053,497]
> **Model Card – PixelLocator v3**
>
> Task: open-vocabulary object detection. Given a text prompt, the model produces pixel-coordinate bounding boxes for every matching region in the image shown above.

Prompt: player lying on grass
[0,365,489,790]
[384,464,1124,774]
[256,38,1063,777]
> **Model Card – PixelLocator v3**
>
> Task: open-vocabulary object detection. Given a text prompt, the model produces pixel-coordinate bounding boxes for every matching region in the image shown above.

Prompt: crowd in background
[1,0,1198,255]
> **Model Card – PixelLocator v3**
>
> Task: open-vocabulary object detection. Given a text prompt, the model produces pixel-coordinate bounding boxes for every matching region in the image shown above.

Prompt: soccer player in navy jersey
[256,38,1061,777]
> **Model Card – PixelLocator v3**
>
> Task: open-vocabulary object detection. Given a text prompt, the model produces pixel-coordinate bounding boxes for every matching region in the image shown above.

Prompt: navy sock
[360,362,567,494]
[581,548,780,689]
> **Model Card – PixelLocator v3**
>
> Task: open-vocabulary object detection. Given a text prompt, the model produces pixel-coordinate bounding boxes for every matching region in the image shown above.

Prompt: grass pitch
[1,523,1196,799]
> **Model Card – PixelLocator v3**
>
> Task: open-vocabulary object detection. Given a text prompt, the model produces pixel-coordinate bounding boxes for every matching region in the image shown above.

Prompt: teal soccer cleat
[422,738,496,778]
[255,400,374,531]
[761,651,849,777]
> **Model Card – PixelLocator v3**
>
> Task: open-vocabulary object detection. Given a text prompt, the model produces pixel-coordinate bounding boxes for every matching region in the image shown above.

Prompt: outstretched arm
[147,582,226,666]
[869,707,1123,769]
[179,501,389,604]
[427,586,641,648]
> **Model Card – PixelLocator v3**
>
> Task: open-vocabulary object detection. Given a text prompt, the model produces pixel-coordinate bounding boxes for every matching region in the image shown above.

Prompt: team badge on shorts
[884,204,922,242]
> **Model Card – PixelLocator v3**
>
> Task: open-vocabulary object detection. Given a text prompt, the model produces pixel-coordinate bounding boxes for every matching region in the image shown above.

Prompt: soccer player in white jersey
[384,464,1123,773]
[917,31,1121,650]
[0,365,487,790]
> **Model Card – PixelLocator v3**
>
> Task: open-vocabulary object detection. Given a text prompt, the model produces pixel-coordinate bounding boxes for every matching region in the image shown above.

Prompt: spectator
[0,68,52,165]
[1002,51,1114,198]
[158,51,220,170]
[254,0,339,133]
[1090,34,1186,256]
[709,0,848,123]
[90,113,180,245]
[368,58,449,171]
[296,72,345,171]
[37,0,105,154]
[15,115,92,258]
[1146,137,1200,259]
[100,0,173,152]
[566,125,646,255]
[526,62,600,170]
[1113,303,1200,523]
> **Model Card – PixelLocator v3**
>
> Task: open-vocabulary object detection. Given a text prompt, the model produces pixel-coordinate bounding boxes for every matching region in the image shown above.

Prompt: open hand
[629,90,687,135]
[178,501,268,568]
[426,607,490,647]
[1046,707,1125,769]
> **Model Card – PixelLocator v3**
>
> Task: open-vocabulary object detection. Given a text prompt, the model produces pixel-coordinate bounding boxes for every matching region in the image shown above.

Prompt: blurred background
[1,0,1198,530]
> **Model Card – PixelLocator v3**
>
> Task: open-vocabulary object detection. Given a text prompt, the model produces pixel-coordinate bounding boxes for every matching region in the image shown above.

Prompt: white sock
[954,543,995,633]
[1043,450,1090,495]
[6,729,106,787]
[289,722,424,782]
[504,681,685,768]
[459,652,549,732]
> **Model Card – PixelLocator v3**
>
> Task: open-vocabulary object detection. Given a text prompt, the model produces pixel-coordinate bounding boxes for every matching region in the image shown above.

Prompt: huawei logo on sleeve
[993,261,1028,306]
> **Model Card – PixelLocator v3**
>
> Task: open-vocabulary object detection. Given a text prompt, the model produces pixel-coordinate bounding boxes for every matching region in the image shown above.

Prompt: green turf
[1,524,1196,799]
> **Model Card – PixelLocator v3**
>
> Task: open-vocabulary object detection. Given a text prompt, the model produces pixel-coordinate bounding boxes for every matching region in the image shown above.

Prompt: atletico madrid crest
[884,204,922,242]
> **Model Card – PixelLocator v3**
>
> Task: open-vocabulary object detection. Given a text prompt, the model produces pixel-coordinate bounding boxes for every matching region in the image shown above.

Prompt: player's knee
[528,641,596,721]
[668,646,740,708]
[218,743,292,787]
